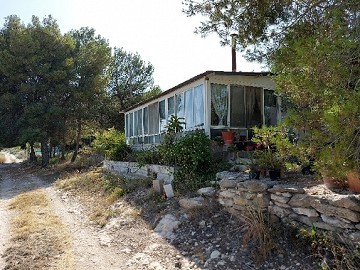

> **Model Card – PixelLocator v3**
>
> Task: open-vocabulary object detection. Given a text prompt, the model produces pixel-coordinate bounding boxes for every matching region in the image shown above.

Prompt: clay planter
[221,131,235,145]
[347,171,360,193]
[269,169,281,180]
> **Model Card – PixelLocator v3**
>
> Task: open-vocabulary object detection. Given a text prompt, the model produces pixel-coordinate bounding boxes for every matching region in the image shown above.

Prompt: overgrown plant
[93,128,132,161]
[242,204,275,264]
[297,226,360,270]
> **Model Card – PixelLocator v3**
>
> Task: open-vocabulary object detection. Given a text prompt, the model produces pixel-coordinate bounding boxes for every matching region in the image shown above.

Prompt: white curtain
[211,84,228,125]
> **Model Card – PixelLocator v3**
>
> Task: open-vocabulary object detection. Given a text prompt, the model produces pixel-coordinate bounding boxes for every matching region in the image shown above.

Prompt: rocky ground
[0,152,319,270]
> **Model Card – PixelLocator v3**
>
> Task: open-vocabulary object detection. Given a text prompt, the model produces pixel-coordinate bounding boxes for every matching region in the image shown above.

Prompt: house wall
[124,73,279,147]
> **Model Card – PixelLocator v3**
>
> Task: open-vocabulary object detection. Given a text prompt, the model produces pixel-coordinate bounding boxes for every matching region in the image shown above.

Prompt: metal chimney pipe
[231,33,237,72]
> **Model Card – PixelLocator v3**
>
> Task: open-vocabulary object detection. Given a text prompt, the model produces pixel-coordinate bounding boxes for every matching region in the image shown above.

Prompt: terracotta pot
[347,171,360,193]
[221,131,235,145]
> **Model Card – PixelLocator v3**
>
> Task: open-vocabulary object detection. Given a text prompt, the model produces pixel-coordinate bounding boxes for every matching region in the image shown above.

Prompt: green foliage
[135,147,161,168]
[165,115,185,134]
[93,128,131,161]
[297,226,360,270]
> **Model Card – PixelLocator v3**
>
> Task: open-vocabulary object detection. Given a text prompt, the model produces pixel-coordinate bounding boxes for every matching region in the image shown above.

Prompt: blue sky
[0,0,264,90]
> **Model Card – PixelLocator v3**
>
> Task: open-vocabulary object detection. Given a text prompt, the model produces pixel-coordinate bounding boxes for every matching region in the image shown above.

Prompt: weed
[241,205,275,264]
[296,226,360,270]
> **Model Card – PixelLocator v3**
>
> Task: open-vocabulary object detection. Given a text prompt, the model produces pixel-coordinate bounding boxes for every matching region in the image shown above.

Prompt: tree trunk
[41,139,50,167]
[71,121,82,163]
[60,144,66,161]
[29,143,37,163]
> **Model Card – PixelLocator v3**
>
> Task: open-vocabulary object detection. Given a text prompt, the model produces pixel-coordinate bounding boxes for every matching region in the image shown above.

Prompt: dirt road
[0,152,318,270]
[0,154,193,270]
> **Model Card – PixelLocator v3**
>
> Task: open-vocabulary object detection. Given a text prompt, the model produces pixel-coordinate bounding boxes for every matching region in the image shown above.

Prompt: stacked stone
[216,171,360,243]
[268,185,360,242]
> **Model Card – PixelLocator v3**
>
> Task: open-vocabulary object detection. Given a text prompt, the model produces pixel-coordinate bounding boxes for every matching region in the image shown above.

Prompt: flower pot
[347,171,360,193]
[249,169,260,180]
[269,169,281,180]
[221,131,235,145]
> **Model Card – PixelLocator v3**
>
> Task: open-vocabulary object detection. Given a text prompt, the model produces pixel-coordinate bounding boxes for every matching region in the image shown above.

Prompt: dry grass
[5,189,74,270]
[56,169,151,227]
[241,204,275,264]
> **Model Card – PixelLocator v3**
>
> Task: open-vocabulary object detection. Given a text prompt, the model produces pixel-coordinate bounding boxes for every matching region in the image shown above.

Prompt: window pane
[168,96,175,117]
[264,89,277,126]
[148,102,159,134]
[125,114,129,137]
[245,86,262,128]
[159,100,166,132]
[143,107,149,135]
[176,93,184,119]
[137,109,143,135]
[129,112,134,137]
[193,85,204,127]
[184,89,193,129]
[230,85,246,127]
[211,83,228,126]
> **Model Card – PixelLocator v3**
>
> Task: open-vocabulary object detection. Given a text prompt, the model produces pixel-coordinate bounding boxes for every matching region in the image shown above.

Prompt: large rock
[154,214,180,240]
[268,185,305,194]
[292,207,319,217]
[321,215,354,229]
[269,205,291,218]
[219,179,240,188]
[271,194,290,204]
[328,195,360,212]
[216,171,242,181]
[179,197,205,210]
[312,200,360,223]
[237,180,269,192]
[288,194,314,208]
[197,187,216,197]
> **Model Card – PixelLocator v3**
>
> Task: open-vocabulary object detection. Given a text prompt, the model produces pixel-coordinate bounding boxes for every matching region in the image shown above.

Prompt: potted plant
[257,150,283,180]
[221,128,235,145]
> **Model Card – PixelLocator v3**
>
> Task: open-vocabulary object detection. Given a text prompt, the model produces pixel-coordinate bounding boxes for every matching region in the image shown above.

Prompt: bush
[159,130,221,192]
[93,128,132,161]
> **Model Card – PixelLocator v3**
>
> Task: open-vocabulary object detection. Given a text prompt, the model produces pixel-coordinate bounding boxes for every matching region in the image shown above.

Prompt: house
[124,70,282,148]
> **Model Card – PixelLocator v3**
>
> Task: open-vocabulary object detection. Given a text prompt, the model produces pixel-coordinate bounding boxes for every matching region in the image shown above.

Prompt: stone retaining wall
[103,160,174,184]
[216,171,360,243]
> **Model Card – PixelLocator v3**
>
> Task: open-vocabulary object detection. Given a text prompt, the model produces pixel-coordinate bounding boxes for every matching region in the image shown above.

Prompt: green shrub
[136,147,161,167]
[93,128,131,161]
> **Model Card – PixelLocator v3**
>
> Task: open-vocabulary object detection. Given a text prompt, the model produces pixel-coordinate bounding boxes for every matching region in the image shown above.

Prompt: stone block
[290,214,320,227]
[216,171,242,181]
[274,201,291,208]
[234,196,249,206]
[219,190,236,199]
[313,201,360,223]
[218,198,234,207]
[271,194,290,204]
[313,222,337,231]
[219,179,240,188]
[163,184,174,198]
[288,194,314,208]
[153,179,164,193]
[320,215,354,229]
[328,195,360,212]
[197,187,216,197]
[293,207,319,217]
[237,180,269,192]
[268,185,305,194]
[179,197,205,210]
[269,205,291,218]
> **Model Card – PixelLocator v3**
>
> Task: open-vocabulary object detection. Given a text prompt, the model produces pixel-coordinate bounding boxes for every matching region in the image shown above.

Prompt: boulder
[179,197,205,210]
[197,187,216,197]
